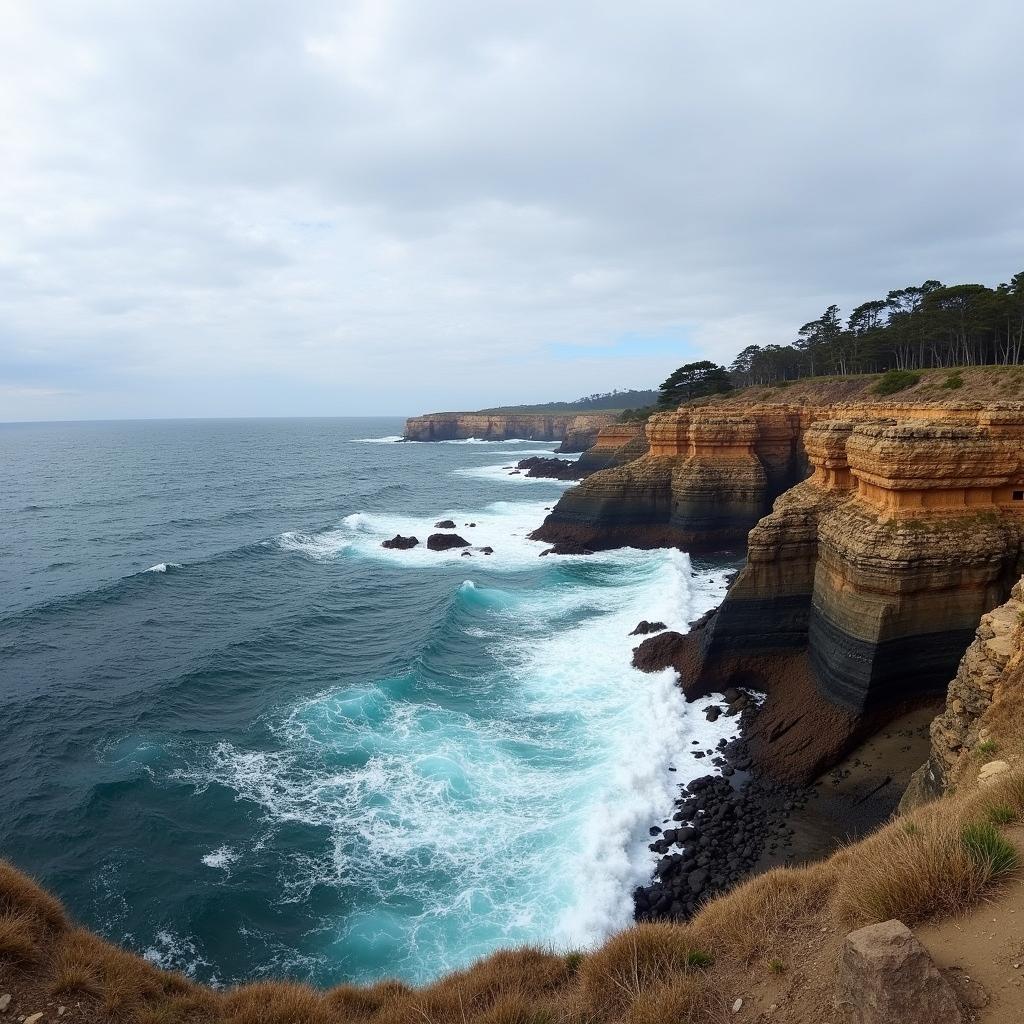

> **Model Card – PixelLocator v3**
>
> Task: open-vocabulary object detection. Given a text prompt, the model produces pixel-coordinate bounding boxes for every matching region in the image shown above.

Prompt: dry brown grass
[222,981,332,1024]
[689,864,836,963]
[832,811,991,924]
[376,946,577,1024]
[0,911,42,964]
[49,929,105,996]
[2,772,1024,1024]
[621,976,727,1024]
[0,862,67,931]
[576,923,713,1019]
[325,979,411,1019]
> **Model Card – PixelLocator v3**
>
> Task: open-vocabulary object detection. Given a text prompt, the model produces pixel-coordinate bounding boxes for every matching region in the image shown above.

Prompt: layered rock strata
[402,412,615,448]
[810,419,1024,714]
[532,406,809,552]
[557,414,622,453]
[572,422,649,472]
[632,405,1024,782]
[534,399,1024,550]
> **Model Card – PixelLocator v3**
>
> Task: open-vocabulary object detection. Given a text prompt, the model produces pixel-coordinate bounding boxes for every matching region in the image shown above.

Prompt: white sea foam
[405,437,562,445]
[275,499,567,568]
[143,929,216,981]
[201,845,239,870]
[452,464,580,486]
[144,562,181,573]
[505,551,734,944]
[497,448,580,458]
[350,435,405,444]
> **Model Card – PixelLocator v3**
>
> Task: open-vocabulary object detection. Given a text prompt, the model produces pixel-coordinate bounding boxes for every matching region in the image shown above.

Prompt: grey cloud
[1,0,1023,419]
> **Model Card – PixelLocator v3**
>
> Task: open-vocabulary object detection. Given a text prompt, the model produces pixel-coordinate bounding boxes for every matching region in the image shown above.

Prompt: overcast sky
[2,1,1023,420]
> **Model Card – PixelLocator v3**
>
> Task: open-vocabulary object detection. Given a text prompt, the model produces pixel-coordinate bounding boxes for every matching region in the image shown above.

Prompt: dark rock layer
[514,456,589,481]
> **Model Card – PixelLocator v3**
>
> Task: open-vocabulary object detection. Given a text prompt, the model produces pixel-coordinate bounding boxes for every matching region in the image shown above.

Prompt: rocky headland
[612,400,1024,785]
[402,411,616,450]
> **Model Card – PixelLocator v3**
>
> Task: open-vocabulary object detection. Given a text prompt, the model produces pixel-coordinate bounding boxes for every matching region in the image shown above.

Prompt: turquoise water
[0,418,732,986]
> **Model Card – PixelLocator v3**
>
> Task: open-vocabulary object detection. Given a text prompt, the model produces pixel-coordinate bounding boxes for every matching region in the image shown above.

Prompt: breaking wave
[182,498,732,982]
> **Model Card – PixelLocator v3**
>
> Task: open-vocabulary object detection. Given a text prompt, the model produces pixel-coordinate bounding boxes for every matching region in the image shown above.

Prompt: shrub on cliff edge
[873,369,921,395]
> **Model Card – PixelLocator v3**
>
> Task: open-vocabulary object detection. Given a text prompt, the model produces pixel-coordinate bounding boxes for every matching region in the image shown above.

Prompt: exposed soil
[917,837,1024,1024]
[755,701,942,873]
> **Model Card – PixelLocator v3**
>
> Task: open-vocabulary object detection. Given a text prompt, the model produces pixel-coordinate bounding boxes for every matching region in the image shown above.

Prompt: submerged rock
[515,456,588,481]
[382,534,418,550]
[434,519,457,529]
[630,620,668,636]
[427,533,471,551]
[538,540,595,556]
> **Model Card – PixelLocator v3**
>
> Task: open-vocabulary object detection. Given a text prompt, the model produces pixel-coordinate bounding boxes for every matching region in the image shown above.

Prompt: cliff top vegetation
[474,389,660,414]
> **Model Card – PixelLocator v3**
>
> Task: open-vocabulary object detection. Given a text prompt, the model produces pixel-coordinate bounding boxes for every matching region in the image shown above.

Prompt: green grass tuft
[685,949,714,969]
[986,804,1017,826]
[962,822,1019,877]
[563,950,584,975]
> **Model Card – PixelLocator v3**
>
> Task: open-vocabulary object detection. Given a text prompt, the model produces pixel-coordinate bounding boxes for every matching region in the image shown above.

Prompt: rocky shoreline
[633,674,938,923]
[634,688,810,921]
[512,455,589,480]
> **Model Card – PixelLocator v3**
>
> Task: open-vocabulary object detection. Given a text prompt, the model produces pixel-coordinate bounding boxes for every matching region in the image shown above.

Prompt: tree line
[729,272,1024,385]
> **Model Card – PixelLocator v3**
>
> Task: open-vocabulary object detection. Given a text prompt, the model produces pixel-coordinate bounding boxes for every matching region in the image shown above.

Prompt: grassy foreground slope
[3,767,1024,1022]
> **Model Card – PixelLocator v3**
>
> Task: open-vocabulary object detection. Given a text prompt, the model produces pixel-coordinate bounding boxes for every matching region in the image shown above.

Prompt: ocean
[0,417,732,986]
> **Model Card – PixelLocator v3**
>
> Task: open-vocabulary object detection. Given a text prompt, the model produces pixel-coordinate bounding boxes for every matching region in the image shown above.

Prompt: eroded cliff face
[403,411,616,449]
[573,422,649,472]
[531,405,809,551]
[902,578,1024,806]
[626,401,1024,781]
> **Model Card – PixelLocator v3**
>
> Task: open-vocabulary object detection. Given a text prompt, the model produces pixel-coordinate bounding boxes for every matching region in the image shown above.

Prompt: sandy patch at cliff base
[754,701,943,874]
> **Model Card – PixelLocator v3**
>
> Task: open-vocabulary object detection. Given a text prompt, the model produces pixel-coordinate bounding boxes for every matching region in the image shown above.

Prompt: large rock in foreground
[836,919,964,1024]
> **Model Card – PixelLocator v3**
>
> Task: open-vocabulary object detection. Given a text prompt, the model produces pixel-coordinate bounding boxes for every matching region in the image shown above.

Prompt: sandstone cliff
[619,399,1024,781]
[902,576,1024,806]
[573,421,649,472]
[402,411,616,449]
